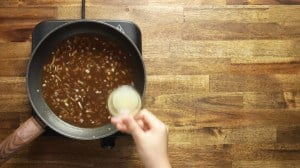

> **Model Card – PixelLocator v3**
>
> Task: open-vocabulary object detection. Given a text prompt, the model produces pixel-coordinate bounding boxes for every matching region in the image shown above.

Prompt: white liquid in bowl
[107,85,141,116]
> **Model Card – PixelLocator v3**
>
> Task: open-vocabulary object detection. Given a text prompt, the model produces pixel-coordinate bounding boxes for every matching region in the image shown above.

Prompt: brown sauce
[42,34,134,128]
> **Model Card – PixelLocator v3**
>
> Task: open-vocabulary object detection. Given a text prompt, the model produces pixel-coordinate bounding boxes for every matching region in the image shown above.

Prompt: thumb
[123,116,143,137]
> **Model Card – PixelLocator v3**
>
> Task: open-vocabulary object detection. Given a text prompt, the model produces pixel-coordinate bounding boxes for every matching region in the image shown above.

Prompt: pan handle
[0,116,45,165]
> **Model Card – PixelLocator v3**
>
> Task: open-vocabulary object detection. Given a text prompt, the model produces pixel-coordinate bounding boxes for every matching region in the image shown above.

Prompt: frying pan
[0,20,146,164]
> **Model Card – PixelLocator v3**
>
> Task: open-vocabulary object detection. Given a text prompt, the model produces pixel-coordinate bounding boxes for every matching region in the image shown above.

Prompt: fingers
[111,115,143,136]
[111,117,120,125]
[115,123,128,133]
[111,108,164,135]
[122,115,143,137]
[136,119,144,129]
[135,109,163,128]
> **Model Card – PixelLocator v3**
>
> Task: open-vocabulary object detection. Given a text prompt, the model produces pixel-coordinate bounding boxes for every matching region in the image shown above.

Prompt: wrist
[143,155,171,168]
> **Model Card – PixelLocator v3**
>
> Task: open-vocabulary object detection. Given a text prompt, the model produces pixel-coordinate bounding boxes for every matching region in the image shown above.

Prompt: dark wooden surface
[0,0,300,167]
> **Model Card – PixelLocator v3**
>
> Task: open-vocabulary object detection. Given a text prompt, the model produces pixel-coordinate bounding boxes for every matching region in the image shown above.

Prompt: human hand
[111,109,171,168]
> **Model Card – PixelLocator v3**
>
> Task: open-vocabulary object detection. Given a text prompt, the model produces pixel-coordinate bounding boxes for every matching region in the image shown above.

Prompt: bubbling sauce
[42,34,134,128]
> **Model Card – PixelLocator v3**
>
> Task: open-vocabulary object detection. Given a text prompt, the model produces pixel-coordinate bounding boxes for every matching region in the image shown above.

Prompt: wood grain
[0,0,299,167]
[0,113,20,129]
[244,92,299,109]
[0,59,28,77]
[0,0,80,7]
[227,0,300,5]
[230,62,300,74]
[0,78,26,95]
[145,58,231,75]
[210,74,300,92]
[196,109,300,128]
[0,95,31,113]
[0,7,57,42]
[0,42,31,59]
[277,126,300,143]
[148,0,226,6]
[184,6,300,23]
[182,22,300,40]
[231,143,300,160]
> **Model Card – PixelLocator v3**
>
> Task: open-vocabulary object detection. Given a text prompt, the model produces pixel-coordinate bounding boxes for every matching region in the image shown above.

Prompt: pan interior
[42,33,136,128]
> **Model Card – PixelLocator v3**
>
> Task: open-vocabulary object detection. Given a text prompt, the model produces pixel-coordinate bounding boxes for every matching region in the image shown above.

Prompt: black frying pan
[29,20,145,139]
[0,20,146,164]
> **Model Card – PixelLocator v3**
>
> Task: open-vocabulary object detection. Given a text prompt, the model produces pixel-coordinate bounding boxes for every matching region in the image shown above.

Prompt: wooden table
[0,0,300,167]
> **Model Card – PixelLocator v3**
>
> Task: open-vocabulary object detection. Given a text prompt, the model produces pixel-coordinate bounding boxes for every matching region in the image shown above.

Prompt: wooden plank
[243,92,299,109]
[283,92,299,109]
[184,6,300,23]
[0,0,80,7]
[232,160,300,168]
[230,62,300,74]
[183,5,300,41]
[193,144,232,168]
[169,40,300,58]
[147,38,299,62]
[0,7,56,19]
[0,42,31,59]
[227,0,300,5]
[0,77,26,94]
[148,108,196,127]
[196,109,300,128]
[221,127,276,144]
[145,92,243,112]
[168,143,233,167]
[0,7,57,42]
[0,112,20,129]
[0,0,147,7]
[0,59,28,77]
[140,22,182,40]
[0,129,16,140]
[0,23,33,42]
[194,126,276,145]
[59,6,128,20]
[231,143,300,160]
[142,39,173,58]
[89,0,148,5]
[146,75,209,94]
[148,0,226,6]
[182,21,300,40]
[57,6,81,19]
[0,95,31,113]
[144,93,284,128]
[231,57,300,64]
[169,146,195,167]
[210,74,300,92]
[277,126,300,143]
[168,127,195,146]
[144,58,231,75]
